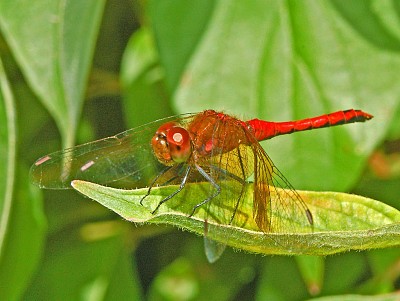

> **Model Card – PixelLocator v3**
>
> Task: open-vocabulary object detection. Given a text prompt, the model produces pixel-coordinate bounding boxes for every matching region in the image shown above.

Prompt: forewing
[30,114,194,189]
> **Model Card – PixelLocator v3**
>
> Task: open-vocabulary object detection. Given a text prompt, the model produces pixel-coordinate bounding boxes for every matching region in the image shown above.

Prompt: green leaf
[120,28,174,128]
[295,255,324,295]
[0,0,106,148]
[330,0,400,51]
[0,58,46,301]
[323,253,367,294]
[305,292,400,301]
[256,257,310,300]
[0,54,16,299]
[360,249,400,294]
[71,180,400,256]
[148,0,215,92]
[0,51,16,259]
[23,222,142,300]
[0,169,46,301]
[148,257,199,301]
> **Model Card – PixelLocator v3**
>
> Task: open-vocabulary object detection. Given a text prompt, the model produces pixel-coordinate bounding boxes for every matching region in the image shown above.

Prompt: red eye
[151,122,192,165]
[151,122,179,165]
[166,127,191,163]
[156,121,178,135]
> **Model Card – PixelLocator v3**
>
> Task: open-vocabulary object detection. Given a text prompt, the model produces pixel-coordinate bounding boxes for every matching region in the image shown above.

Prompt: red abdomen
[247,109,373,141]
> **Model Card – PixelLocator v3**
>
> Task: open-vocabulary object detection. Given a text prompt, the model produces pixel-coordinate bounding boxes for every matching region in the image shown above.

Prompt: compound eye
[166,127,191,163]
[151,122,178,165]
[151,134,171,164]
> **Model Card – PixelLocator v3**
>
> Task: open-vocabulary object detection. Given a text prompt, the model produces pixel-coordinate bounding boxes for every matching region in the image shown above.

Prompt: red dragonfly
[31,109,372,235]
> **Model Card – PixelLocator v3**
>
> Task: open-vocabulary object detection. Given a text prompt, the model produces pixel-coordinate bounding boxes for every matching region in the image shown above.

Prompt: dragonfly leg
[151,165,191,214]
[189,164,221,217]
[139,165,174,206]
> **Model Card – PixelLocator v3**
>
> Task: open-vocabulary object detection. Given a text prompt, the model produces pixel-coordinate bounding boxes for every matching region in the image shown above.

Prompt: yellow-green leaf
[72,180,400,256]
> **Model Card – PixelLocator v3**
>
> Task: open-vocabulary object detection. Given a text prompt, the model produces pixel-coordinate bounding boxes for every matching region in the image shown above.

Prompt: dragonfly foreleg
[139,165,174,206]
[151,165,191,214]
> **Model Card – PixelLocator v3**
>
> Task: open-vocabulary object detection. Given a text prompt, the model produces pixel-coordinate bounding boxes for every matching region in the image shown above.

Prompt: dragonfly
[31,109,372,260]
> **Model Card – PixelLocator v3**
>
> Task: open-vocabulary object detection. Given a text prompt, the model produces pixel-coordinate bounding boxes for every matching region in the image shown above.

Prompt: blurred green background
[0,0,399,300]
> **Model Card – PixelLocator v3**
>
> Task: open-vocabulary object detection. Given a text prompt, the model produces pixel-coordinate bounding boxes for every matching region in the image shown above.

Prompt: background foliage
[0,0,399,300]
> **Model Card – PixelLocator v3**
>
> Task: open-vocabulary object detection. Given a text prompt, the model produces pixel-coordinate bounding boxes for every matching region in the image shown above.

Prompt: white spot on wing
[80,160,95,172]
[35,155,51,166]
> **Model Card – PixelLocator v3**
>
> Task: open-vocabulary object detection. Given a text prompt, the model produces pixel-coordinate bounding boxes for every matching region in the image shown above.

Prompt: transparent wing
[251,140,313,234]
[30,114,194,189]
[204,236,226,263]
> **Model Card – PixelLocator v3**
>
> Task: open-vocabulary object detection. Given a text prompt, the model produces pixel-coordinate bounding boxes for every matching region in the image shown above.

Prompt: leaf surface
[72,180,400,256]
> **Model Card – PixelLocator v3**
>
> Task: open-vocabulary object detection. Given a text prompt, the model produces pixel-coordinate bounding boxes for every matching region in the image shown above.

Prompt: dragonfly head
[151,122,192,165]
